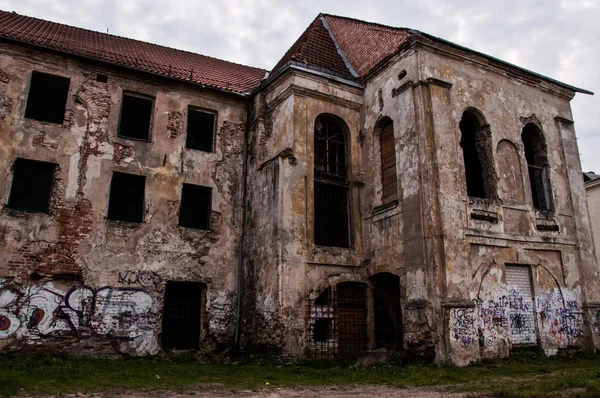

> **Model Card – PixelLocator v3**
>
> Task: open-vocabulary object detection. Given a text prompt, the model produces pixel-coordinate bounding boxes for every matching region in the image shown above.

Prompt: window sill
[23,117,66,127]
[5,207,51,217]
[185,147,214,154]
[178,225,211,232]
[105,218,144,227]
[116,135,152,143]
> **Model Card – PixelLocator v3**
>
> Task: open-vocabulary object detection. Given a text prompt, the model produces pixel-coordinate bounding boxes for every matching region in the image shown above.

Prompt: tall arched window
[522,123,552,210]
[314,114,350,248]
[378,118,397,204]
[459,109,497,199]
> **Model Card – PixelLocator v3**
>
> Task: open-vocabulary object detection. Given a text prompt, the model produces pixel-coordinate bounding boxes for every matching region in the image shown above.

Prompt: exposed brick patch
[32,132,59,150]
[167,111,183,138]
[113,143,135,166]
[63,109,75,128]
[211,121,245,202]
[74,78,111,197]
[8,171,93,279]
[0,68,8,84]
[0,88,12,124]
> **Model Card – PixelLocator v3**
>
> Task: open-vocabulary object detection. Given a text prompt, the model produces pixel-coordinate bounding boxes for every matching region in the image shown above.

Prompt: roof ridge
[0,9,266,72]
[270,15,354,79]
[320,13,410,33]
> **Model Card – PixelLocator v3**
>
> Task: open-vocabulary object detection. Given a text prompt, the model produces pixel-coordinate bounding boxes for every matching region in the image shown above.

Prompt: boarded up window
[186,108,215,152]
[380,121,397,203]
[505,265,537,345]
[118,93,154,140]
[8,158,56,213]
[25,71,70,124]
[162,282,203,349]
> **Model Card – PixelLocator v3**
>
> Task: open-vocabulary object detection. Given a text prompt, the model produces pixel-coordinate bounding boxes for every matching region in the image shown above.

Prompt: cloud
[0,0,597,171]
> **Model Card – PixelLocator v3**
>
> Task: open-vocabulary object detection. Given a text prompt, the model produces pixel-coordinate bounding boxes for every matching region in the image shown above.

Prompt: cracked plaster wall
[0,42,246,355]
[415,44,600,365]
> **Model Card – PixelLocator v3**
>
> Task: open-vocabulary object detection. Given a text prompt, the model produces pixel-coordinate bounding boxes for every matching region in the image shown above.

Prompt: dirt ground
[29,386,477,397]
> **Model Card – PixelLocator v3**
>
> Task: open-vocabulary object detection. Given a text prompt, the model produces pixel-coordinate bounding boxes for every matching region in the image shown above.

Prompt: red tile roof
[323,14,410,78]
[271,14,411,81]
[271,16,353,78]
[0,10,266,95]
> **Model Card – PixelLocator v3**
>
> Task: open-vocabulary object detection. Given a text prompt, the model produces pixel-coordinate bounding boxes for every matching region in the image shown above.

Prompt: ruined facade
[0,11,598,365]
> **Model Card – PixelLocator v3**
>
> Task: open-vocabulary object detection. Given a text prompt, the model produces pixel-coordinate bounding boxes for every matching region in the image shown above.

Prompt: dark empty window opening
[312,319,332,342]
[314,182,349,248]
[118,93,154,140]
[314,114,351,248]
[162,282,203,350]
[370,272,402,350]
[522,124,552,210]
[96,74,108,83]
[24,71,70,124]
[8,158,56,213]
[379,118,397,203]
[178,183,211,230]
[186,108,215,152]
[459,110,497,199]
[107,172,145,223]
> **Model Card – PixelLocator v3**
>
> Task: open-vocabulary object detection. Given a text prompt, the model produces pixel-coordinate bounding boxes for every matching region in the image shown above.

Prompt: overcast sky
[1,0,598,172]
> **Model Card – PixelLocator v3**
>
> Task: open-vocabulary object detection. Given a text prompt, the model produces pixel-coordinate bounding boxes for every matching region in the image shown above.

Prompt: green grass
[2,351,600,397]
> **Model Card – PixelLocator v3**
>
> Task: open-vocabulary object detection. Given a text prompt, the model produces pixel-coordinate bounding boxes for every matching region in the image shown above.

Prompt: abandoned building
[0,9,598,366]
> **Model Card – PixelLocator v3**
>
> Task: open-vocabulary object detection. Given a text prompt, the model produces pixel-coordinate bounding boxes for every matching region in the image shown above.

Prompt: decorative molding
[268,82,362,111]
[426,77,453,89]
[555,116,574,125]
[391,80,413,97]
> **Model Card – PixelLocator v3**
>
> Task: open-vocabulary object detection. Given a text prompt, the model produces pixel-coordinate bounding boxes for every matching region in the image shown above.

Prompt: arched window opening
[378,118,397,203]
[314,114,350,248]
[522,124,552,210]
[459,109,497,199]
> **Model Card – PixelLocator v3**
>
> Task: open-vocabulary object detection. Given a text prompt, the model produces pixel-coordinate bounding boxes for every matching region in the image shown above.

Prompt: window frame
[7,158,57,214]
[178,183,212,230]
[185,106,217,153]
[106,171,146,223]
[24,71,71,125]
[117,91,155,142]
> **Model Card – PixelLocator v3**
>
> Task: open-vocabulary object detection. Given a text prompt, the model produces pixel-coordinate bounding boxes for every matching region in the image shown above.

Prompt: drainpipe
[234,96,252,352]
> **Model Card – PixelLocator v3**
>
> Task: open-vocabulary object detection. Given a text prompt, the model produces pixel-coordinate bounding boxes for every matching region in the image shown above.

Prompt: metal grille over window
[314,114,350,248]
[306,284,367,359]
[162,282,203,350]
[505,265,538,345]
[314,116,347,181]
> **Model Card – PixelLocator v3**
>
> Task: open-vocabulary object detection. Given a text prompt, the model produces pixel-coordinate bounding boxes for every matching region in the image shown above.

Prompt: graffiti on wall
[537,288,583,344]
[449,286,583,351]
[507,285,536,344]
[0,279,158,354]
[118,271,163,292]
[449,307,477,347]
